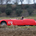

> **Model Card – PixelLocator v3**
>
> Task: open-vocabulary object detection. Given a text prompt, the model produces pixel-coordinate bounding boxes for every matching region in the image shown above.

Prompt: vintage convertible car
[0,19,36,26]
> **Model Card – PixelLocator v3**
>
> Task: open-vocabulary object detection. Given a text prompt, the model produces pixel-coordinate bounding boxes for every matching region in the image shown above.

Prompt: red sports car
[0,19,36,26]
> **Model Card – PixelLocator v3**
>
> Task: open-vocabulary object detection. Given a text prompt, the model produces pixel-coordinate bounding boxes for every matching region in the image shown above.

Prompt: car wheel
[1,22,6,26]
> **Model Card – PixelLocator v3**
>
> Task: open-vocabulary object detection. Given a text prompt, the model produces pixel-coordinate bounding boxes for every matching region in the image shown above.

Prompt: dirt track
[0,28,36,36]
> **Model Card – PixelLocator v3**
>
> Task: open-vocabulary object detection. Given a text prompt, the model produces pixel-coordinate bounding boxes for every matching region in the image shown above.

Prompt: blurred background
[0,0,36,17]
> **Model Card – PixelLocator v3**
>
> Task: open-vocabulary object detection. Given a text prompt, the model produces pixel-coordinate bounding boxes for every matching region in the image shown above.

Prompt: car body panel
[23,19,35,25]
[0,19,36,26]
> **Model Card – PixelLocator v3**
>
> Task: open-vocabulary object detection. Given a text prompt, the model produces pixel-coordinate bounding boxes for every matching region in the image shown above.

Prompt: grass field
[7,25,36,28]
[0,16,36,20]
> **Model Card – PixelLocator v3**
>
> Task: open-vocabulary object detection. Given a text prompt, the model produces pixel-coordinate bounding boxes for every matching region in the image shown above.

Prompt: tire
[1,22,6,25]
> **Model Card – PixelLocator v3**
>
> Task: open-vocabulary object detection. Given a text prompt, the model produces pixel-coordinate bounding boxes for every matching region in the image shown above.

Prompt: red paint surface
[0,19,36,26]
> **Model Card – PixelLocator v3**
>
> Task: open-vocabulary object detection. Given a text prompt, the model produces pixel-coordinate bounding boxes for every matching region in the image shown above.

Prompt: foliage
[25,5,29,9]
[6,4,12,8]
[5,4,12,15]
[16,5,21,9]
[15,5,22,16]
[27,6,34,16]
[5,8,12,15]
[0,11,2,14]
[0,8,2,14]
[34,3,36,9]
[16,9,22,16]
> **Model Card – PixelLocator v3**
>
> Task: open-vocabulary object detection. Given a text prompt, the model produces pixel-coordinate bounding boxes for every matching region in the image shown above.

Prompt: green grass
[0,16,36,20]
[18,26,36,28]
[7,26,36,28]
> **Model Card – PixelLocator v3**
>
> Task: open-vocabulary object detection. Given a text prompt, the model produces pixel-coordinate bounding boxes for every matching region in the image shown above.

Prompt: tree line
[0,0,36,17]
[0,4,36,16]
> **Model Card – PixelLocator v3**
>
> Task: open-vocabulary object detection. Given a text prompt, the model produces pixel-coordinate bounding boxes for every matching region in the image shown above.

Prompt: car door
[13,20,24,25]
[7,19,12,26]
[23,19,32,25]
